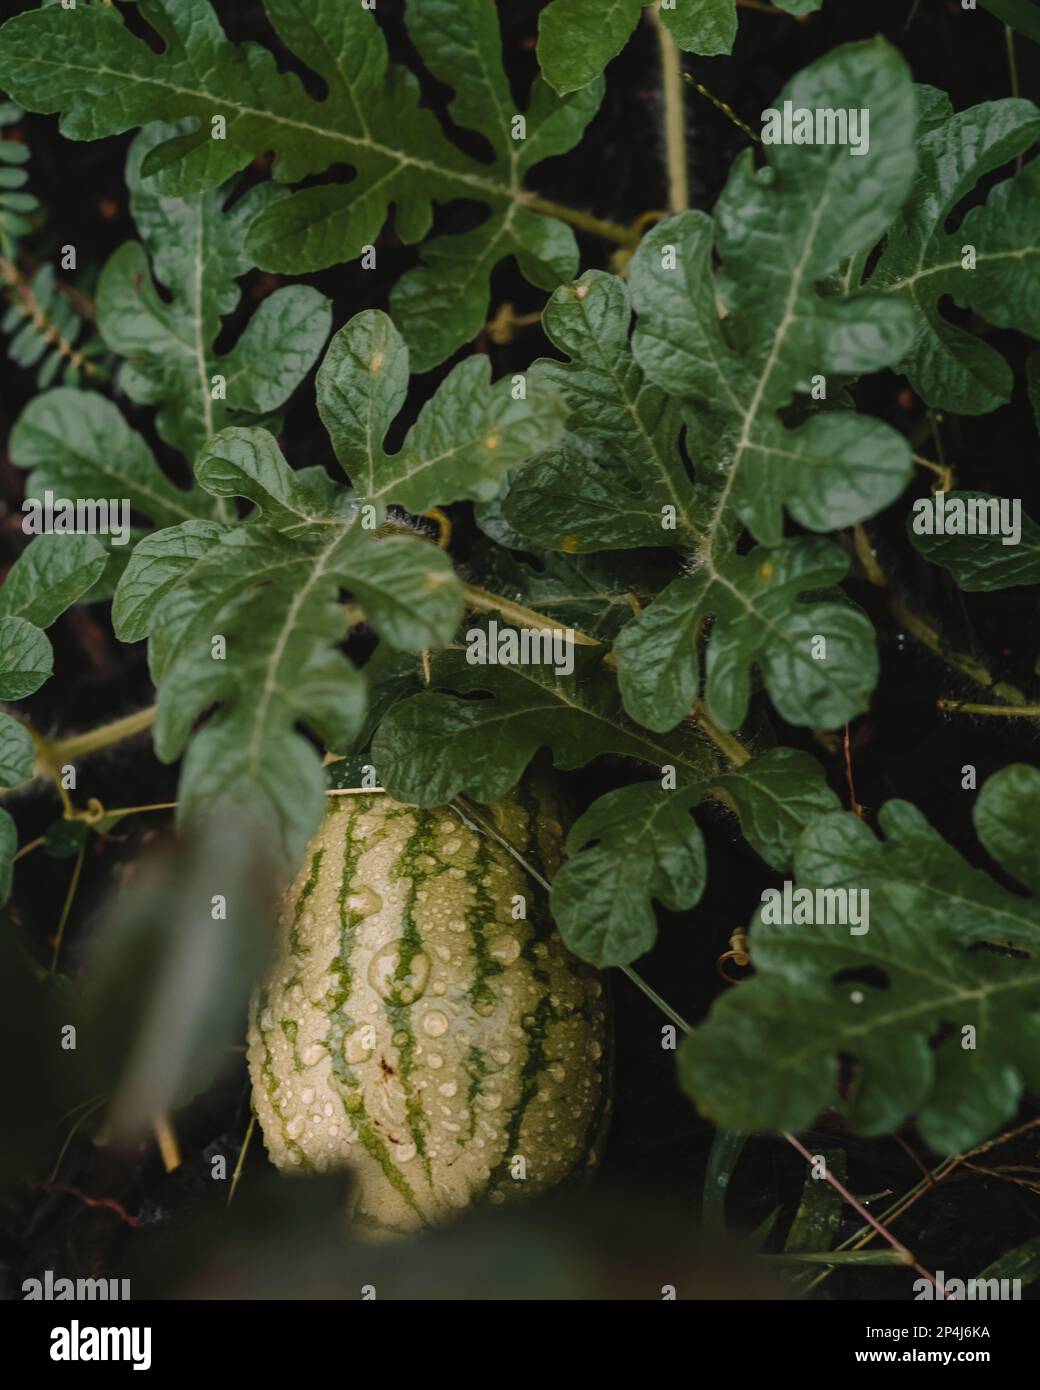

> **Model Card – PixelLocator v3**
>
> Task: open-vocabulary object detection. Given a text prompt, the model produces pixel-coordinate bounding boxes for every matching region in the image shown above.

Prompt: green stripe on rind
[254,988,313,1172]
[485,989,554,1197]
[351,1108,426,1224]
[392,814,434,1183]
[574,978,613,1179]
[325,799,427,1218]
[289,846,324,956]
[464,1042,487,1142]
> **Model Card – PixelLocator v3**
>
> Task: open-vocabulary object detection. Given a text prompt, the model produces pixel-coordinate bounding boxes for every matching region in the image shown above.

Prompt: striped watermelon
[247,774,610,1234]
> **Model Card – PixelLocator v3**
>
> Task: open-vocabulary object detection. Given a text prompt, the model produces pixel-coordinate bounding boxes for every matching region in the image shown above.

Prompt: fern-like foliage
[0,99,105,387]
[0,98,33,256]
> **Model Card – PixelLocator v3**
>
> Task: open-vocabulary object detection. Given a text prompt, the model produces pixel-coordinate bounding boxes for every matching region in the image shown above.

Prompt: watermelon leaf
[9,389,220,531]
[501,271,699,552]
[680,765,1040,1153]
[535,0,823,95]
[500,42,917,736]
[709,747,843,871]
[867,94,1040,414]
[113,308,572,876]
[908,491,1040,590]
[316,311,566,513]
[0,535,106,793]
[0,533,106,704]
[551,780,707,967]
[372,638,716,807]
[552,747,840,967]
[616,538,879,733]
[0,0,602,370]
[0,715,34,790]
[97,123,331,463]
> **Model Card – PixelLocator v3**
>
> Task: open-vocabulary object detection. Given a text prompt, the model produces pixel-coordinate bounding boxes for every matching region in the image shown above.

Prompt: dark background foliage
[1,0,1038,1299]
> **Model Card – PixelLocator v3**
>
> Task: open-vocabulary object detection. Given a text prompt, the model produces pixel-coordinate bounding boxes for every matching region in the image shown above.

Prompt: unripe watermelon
[247,776,610,1234]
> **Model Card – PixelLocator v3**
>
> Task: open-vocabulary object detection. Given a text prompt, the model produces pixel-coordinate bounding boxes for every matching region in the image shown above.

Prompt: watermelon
[247,774,610,1234]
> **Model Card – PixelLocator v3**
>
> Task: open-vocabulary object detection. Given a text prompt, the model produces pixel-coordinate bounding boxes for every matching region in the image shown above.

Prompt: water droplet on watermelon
[368,941,431,1004]
[473,994,495,1018]
[345,886,382,917]
[344,1027,374,1064]
[423,1010,449,1037]
[488,933,520,965]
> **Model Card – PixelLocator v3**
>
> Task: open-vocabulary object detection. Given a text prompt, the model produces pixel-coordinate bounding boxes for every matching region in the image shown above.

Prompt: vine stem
[912,451,955,492]
[938,699,1040,719]
[683,73,761,144]
[460,583,603,647]
[519,194,641,247]
[850,524,1031,705]
[50,840,85,974]
[10,573,752,816]
[49,1096,107,1183]
[460,584,755,769]
[41,706,156,766]
[619,964,692,1031]
[691,700,751,767]
[648,2,689,213]
[227,1112,256,1207]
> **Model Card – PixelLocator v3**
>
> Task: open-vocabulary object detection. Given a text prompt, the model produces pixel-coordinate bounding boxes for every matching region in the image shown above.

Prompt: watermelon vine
[1,0,1039,1305]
